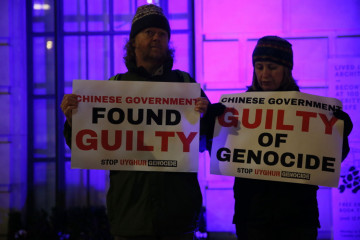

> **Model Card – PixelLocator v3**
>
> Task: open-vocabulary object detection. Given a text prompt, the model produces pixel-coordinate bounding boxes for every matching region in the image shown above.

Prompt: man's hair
[249,67,299,91]
[123,38,175,66]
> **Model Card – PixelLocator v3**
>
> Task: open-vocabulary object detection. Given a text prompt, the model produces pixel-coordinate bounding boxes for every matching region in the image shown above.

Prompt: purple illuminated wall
[1,0,359,238]
[194,0,360,238]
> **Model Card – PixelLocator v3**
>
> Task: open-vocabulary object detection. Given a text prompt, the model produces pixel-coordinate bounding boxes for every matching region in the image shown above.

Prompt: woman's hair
[123,38,175,66]
[249,66,299,91]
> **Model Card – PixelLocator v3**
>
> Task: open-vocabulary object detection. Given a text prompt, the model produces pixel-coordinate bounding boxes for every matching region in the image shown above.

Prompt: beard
[139,44,168,64]
[144,50,167,63]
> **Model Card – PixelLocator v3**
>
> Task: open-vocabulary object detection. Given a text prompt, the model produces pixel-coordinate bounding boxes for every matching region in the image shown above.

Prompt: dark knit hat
[252,36,293,70]
[130,4,170,40]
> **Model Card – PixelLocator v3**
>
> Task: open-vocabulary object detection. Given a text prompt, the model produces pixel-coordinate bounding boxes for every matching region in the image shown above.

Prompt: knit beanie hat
[252,36,293,70]
[130,4,171,40]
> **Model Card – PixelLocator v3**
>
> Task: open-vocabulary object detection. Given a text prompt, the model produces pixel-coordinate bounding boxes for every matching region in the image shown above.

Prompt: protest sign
[71,80,201,172]
[210,91,344,187]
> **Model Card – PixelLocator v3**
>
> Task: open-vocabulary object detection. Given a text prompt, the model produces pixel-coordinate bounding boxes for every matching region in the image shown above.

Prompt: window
[27,0,194,212]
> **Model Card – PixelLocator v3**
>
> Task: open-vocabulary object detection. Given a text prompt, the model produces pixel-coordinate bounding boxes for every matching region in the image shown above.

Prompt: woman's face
[254,61,284,91]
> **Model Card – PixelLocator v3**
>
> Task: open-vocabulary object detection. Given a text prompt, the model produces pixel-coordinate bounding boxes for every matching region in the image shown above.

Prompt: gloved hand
[334,109,353,137]
[333,109,353,161]
[200,103,226,153]
[206,103,226,117]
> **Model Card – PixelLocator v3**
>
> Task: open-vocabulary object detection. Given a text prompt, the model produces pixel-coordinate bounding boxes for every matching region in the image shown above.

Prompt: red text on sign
[218,108,338,135]
[75,129,197,152]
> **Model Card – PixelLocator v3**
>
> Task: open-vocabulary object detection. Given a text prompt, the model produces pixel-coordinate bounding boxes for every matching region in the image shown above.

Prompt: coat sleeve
[63,121,72,149]
[333,109,353,162]
[187,74,226,153]
[342,137,350,162]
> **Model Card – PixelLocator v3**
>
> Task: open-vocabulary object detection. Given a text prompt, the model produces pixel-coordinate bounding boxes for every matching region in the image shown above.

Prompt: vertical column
[0,0,27,239]
[0,0,11,238]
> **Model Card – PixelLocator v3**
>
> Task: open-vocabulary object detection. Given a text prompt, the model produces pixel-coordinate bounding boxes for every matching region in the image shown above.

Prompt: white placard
[210,91,344,188]
[71,80,201,172]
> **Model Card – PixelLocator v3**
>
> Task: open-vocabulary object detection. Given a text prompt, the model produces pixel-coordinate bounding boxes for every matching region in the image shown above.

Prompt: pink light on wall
[195,0,360,237]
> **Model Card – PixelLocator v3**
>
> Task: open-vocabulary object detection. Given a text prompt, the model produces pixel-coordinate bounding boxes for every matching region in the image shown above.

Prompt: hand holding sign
[60,93,78,127]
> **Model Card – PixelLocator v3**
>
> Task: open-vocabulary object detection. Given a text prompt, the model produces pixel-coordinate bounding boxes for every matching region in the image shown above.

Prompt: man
[61,4,220,240]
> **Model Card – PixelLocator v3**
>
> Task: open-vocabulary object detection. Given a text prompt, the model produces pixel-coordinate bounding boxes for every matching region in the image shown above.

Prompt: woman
[232,36,353,240]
